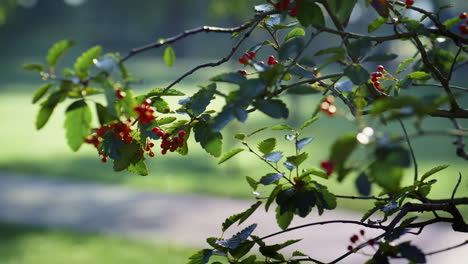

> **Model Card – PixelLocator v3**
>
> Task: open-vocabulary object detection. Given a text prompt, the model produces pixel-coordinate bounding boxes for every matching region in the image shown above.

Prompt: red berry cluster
[405,0,414,7]
[274,0,302,17]
[239,52,256,65]
[320,160,334,176]
[267,55,278,66]
[84,120,134,162]
[144,141,155,157]
[370,65,385,93]
[459,12,468,34]
[134,99,155,124]
[347,230,375,251]
[116,88,126,100]
[319,95,337,116]
[152,127,186,155]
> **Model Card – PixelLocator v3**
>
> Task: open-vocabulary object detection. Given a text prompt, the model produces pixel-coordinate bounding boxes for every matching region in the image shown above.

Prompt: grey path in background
[0,173,466,264]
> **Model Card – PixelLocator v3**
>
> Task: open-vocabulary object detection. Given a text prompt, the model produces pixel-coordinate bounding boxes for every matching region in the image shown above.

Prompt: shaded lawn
[0,222,199,264]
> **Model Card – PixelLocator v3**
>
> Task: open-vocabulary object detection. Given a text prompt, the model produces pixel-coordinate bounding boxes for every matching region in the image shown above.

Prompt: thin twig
[398,119,418,182]
[335,195,387,201]
[451,173,462,200]
[426,240,468,256]
[412,83,468,93]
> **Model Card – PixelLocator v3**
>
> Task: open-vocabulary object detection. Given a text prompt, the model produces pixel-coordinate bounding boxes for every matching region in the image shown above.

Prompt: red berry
[320,160,334,176]
[239,70,248,76]
[373,81,381,87]
[116,89,126,99]
[162,133,171,140]
[149,151,155,157]
[350,234,359,243]
[148,142,155,148]
[368,239,375,246]
[143,98,152,106]
[326,105,337,116]
[377,65,384,72]
[324,95,335,104]
[281,0,290,10]
[460,12,467,20]
[371,76,378,82]
[152,127,160,133]
[405,0,414,7]
[247,52,256,60]
[258,61,265,65]
[156,131,164,138]
[289,7,298,17]
[376,72,383,78]
[459,24,468,34]
[267,56,278,66]
[347,245,353,251]
[161,149,168,155]
[239,56,248,65]
[360,230,365,236]
[101,156,108,163]
[178,130,186,138]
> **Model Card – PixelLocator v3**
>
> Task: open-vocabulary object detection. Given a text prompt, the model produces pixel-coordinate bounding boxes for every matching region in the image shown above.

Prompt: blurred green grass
[0,222,198,264]
[1,60,466,211]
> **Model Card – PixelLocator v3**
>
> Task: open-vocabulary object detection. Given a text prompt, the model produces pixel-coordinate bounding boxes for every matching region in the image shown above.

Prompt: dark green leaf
[248,126,269,137]
[230,241,255,259]
[150,97,170,113]
[299,168,327,179]
[345,64,370,85]
[348,39,372,61]
[113,142,143,172]
[210,72,247,84]
[64,100,92,151]
[156,117,177,126]
[187,249,213,264]
[96,102,117,126]
[284,28,306,43]
[368,17,387,32]
[292,250,308,257]
[286,84,321,94]
[253,99,289,119]
[264,151,283,163]
[397,242,426,263]
[238,79,267,100]
[163,46,175,67]
[74,46,102,79]
[365,53,398,62]
[235,133,246,140]
[218,148,244,164]
[286,152,308,167]
[47,39,75,67]
[32,83,54,104]
[315,46,345,57]
[186,84,216,116]
[404,20,430,35]
[329,133,358,181]
[193,121,223,157]
[95,75,118,118]
[216,224,257,249]
[119,89,138,118]
[266,185,282,212]
[296,1,325,27]
[369,161,403,194]
[443,16,461,29]
[328,0,356,26]
[278,38,305,61]
[222,202,262,232]
[36,105,55,130]
[356,172,371,196]
[258,138,276,155]
[246,176,258,191]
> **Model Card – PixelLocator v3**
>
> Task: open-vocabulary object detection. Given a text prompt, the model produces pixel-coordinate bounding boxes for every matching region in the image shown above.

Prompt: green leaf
[248,126,269,137]
[396,58,415,74]
[300,117,319,131]
[96,102,116,125]
[253,99,289,119]
[119,89,138,118]
[47,39,75,67]
[210,72,247,84]
[23,63,45,72]
[235,133,246,140]
[355,172,371,196]
[222,201,262,232]
[296,1,325,27]
[265,185,282,212]
[218,148,244,164]
[286,152,308,167]
[344,64,369,85]
[315,187,337,210]
[113,142,143,172]
[328,0,356,26]
[186,84,216,116]
[407,71,431,81]
[156,117,177,126]
[187,249,213,264]
[278,38,305,61]
[151,97,170,113]
[284,28,306,43]
[329,133,358,181]
[260,173,284,185]
[163,46,175,67]
[315,46,345,57]
[36,105,55,130]
[258,138,276,155]
[95,75,118,118]
[443,16,461,29]
[299,168,327,179]
[246,176,258,191]
[364,53,398,62]
[421,164,450,181]
[145,88,185,97]
[275,207,293,230]
[292,250,308,257]
[368,17,387,33]
[271,124,293,131]
[238,79,267,100]
[369,161,403,194]
[193,121,223,157]
[64,100,92,152]
[127,159,149,176]
[74,46,102,79]
[32,83,54,104]
[348,39,372,61]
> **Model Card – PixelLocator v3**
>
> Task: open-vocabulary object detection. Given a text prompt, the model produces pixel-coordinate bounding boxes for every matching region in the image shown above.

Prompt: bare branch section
[120,10,277,62]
